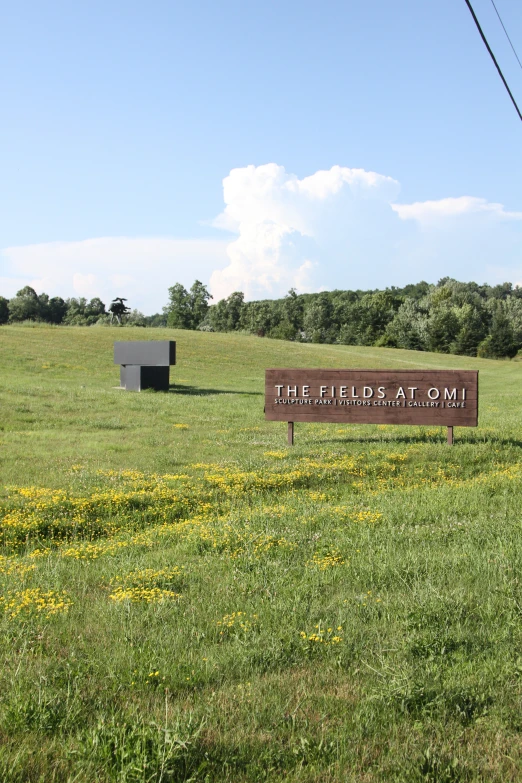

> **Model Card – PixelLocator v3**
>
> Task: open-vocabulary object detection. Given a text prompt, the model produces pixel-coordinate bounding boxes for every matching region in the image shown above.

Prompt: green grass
[1,324,522,782]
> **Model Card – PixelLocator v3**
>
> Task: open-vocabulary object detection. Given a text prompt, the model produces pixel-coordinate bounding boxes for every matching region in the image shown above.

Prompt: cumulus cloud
[209,164,522,300]
[209,164,401,300]
[392,196,522,224]
[72,273,99,299]
[2,164,521,311]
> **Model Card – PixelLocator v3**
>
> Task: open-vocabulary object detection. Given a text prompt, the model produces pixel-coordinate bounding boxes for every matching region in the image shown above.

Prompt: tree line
[0,287,150,327]
[163,278,522,359]
[3,278,522,359]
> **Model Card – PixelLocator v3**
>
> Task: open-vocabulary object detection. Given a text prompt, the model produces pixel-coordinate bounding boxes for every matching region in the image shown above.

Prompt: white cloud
[0,237,229,313]
[392,196,522,224]
[210,163,401,300]
[209,165,522,299]
[72,273,99,299]
[2,165,521,310]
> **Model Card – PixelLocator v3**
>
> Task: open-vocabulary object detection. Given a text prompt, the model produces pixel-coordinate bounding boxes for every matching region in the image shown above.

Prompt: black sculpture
[114,341,176,391]
[109,297,131,324]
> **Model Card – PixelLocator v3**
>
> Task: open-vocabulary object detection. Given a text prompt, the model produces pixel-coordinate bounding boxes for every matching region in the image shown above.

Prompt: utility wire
[489,0,522,72]
[463,0,522,122]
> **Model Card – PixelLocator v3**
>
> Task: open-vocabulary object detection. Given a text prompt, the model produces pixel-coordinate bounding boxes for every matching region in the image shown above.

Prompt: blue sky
[1,0,521,312]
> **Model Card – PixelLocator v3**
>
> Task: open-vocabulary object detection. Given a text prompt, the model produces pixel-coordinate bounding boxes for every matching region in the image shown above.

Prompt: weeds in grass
[0,587,72,619]
[2,326,522,780]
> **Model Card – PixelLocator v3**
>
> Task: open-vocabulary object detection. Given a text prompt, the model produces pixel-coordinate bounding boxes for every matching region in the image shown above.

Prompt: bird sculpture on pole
[109,297,131,324]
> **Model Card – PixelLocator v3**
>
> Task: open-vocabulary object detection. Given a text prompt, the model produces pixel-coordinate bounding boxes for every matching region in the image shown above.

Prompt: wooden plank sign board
[265,369,478,442]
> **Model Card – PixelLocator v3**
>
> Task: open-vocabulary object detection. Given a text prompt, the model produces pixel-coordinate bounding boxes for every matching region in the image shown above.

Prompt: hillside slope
[0,324,519,486]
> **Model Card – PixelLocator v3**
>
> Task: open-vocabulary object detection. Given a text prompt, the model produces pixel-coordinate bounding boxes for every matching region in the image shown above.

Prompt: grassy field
[1,324,522,782]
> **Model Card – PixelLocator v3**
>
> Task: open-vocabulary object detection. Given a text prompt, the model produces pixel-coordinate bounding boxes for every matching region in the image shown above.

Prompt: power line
[489,0,522,73]
[462,0,522,122]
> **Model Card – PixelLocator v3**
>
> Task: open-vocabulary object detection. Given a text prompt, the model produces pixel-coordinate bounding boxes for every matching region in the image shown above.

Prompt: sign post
[288,421,294,446]
[265,369,478,444]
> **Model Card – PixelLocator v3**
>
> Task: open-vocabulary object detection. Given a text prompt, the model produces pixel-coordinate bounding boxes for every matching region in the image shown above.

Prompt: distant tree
[208,291,245,331]
[8,287,41,322]
[0,296,9,324]
[63,298,89,325]
[223,291,245,331]
[189,280,213,327]
[280,288,303,337]
[165,284,193,329]
[165,281,212,330]
[382,299,429,351]
[450,304,487,357]
[427,305,460,353]
[38,294,67,324]
[503,296,522,348]
[478,310,518,358]
[63,297,106,325]
[126,309,147,326]
[303,293,335,343]
[50,297,68,324]
[206,298,227,331]
[269,319,298,341]
[334,293,362,345]
[144,312,168,327]
[399,281,432,300]
[337,320,360,345]
[239,299,273,336]
[356,290,403,345]
[8,286,68,324]
[490,282,514,300]
[86,297,106,320]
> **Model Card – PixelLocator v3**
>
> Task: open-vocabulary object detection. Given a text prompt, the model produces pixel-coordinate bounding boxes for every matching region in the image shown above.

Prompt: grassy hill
[1,324,520,485]
[1,325,522,781]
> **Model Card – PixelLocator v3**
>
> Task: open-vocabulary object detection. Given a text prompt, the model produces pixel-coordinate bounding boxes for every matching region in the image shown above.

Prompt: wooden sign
[265,369,478,444]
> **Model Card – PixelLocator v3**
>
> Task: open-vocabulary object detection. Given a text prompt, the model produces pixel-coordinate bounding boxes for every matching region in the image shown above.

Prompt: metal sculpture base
[114,341,175,392]
[120,365,170,392]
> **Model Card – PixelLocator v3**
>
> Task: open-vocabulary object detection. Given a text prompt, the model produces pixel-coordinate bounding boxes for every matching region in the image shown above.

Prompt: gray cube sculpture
[114,341,176,391]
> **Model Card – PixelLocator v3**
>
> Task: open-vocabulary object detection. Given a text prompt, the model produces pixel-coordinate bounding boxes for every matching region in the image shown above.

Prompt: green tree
[189,280,212,327]
[450,304,487,357]
[165,284,193,329]
[356,290,403,345]
[338,320,360,345]
[207,291,252,333]
[503,296,522,348]
[427,305,460,353]
[38,294,67,324]
[144,312,168,327]
[240,300,275,336]
[0,296,9,324]
[382,299,429,351]
[165,281,212,329]
[335,293,362,345]
[206,298,228,331]
[85,297,106,320]
[8,287,41,322]
[63,298,89,325]
[221,291,245,331]
[63,297,106,325]
[478,310,517,358]
[279,288,303,337]
[126,309,147,326]
[303,293,334,343]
